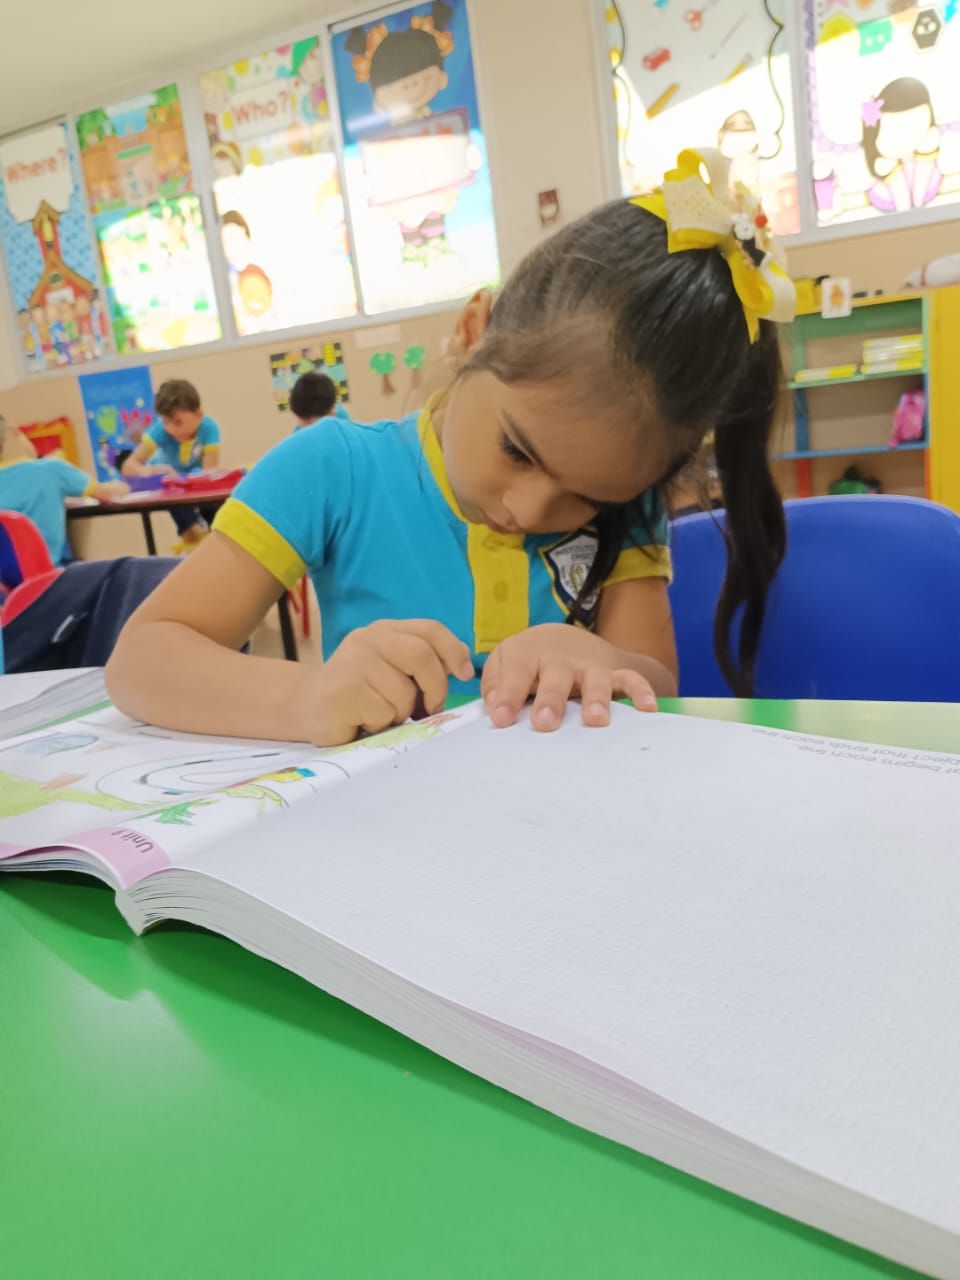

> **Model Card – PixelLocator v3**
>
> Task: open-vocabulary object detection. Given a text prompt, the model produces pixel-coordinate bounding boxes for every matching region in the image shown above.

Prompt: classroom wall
[0,0,957,553]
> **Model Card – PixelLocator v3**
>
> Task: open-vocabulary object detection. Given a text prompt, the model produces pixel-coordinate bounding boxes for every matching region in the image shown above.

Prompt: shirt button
[494,581,509,603]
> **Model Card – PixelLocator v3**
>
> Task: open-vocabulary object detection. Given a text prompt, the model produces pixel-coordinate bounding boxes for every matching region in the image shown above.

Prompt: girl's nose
[503,475,560,532]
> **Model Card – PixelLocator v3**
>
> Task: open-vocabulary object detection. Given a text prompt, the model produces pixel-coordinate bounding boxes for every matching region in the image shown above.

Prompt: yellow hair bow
[631,148,796,343]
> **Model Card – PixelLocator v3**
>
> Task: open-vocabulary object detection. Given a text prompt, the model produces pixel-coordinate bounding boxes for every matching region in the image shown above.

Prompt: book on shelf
[792,364,858,383]
[2,671,960,1279]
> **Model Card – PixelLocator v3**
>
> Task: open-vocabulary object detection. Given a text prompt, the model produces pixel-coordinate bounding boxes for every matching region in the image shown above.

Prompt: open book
[2,673,959,1279]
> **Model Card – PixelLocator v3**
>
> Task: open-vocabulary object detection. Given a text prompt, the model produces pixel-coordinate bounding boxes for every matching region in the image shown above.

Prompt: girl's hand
[481,623,657,732]
[303,619,474,745]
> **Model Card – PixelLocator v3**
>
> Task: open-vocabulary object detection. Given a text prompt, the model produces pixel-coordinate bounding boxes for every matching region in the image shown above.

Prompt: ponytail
[712,323,786,695]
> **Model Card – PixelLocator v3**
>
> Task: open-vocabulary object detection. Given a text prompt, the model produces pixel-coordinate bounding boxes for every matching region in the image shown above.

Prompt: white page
[184,706,960,1235]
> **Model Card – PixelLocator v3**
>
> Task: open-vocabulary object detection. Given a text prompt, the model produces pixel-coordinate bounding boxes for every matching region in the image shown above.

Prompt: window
[76,85,221,354]
[807,5,960,226]
[0,122,110,372]
[329,0,500,314]
[202,37,358,334]
[604,0,799,235]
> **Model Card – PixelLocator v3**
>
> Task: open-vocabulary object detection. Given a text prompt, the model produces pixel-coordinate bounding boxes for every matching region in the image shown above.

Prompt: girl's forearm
[106,620,316,741]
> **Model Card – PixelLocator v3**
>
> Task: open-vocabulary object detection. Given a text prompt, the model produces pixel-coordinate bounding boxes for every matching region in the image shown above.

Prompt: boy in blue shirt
[0,415,128,565]
[122,379,221,551]
[289,371,352,431]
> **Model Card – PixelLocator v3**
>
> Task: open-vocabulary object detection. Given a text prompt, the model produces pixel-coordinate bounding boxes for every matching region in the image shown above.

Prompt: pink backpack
[890,389,925,447]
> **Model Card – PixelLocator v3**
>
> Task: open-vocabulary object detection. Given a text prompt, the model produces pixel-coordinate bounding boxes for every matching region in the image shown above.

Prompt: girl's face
[877,105,934,161]
[438,372,660,536]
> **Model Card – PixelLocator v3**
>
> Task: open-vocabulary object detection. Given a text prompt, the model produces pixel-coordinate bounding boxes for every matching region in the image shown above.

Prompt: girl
[863,78,942,215]
[107,149,793,747]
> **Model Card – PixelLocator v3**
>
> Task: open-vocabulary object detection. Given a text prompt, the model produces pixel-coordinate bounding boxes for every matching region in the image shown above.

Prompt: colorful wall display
[0,123,110,372]
[605,0,800,235]
[76,86,221,354]
[202,38,358,335]
[330,0,500,315]
[270,342,349,411]
[806,0,960,226]
[79,364,155,480]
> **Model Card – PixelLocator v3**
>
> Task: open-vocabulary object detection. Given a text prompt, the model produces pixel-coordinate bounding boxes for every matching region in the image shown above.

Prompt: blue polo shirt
[142,415,220,474]
[213,404,671,693]
[0,457,91,565]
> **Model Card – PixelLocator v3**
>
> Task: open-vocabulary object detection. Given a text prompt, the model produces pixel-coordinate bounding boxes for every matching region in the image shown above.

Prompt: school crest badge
[541,531,601,622]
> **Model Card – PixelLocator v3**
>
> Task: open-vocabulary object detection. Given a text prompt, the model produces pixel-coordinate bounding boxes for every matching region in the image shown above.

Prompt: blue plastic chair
[669,495,960,701]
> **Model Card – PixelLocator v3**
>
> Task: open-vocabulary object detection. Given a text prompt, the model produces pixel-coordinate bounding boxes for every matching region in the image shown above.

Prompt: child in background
[290,372,351,430]
[108,148,795,747]
[122,379,221,552]
[0,415,128,565]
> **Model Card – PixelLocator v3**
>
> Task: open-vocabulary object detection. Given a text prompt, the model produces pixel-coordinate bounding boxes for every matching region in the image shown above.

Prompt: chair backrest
[669,495,960,701]
[0,510,55,590]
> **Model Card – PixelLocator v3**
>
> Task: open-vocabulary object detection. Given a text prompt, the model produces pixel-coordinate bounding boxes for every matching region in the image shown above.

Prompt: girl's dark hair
[863,78,935,179]
[346,3,453,91]
[290,371,337,421]
[462,200,786,696]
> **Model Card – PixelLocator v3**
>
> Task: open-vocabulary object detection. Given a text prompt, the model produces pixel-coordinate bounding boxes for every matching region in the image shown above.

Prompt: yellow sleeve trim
[604,544,673,588]
[140,436,157,460]
[213,498,307,590]
[202,444,219,454]
[83,481,96,497]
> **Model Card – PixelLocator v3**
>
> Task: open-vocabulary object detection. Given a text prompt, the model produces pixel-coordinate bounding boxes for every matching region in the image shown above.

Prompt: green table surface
[4,697,956,1280]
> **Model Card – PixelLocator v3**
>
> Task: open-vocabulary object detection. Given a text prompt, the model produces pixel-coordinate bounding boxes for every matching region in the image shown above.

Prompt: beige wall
[0,0,957,551]
[786,220,960,296]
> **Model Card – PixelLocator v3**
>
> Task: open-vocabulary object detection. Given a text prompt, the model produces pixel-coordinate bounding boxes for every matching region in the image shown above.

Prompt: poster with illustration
[0,123,110,372]
[76,86,221,354]
[202,38,358,334]
[330,0,500,314]
[604,0,799,235]
[270,342,349,411]
[79,364,155,480]
[806,0,960,226]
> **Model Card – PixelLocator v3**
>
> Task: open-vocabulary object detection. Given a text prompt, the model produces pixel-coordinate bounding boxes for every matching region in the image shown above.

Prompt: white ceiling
[0,0,359,134]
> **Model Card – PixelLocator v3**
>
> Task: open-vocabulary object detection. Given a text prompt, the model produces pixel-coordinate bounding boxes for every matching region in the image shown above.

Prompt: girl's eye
[500,433,532,466]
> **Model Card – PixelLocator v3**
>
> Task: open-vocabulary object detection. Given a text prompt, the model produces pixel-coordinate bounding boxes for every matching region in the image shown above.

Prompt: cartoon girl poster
[330,0,500,315]
[807,4,960,227]
[862,78,942,214]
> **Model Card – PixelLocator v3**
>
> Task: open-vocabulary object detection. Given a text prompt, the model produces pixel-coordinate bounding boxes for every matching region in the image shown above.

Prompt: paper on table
[184,705,960,1236]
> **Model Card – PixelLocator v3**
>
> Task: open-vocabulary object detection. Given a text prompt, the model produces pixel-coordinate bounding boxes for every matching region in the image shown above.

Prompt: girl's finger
[530,659,576,732]
[480,648,501,706]
[488,649,540,728]
[375,632,449,715]
[393,619,474,682]
[365,658,422,729]
[612,669,658,713]
[357,671,414,736]
[578,665,613,727]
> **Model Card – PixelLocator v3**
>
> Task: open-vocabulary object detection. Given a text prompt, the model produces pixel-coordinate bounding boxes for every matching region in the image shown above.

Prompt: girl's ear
[449,289,493,368]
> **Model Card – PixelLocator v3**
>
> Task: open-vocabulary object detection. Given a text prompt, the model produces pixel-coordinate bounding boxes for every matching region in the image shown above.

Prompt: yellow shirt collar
[417,393,470,523]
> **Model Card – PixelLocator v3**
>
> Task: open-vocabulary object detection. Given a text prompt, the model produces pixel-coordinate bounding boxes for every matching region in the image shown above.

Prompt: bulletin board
[76,85,221,354]
[603,0,799,234]
[0,122,110,373]
[329,0,501,315]
[202,38,358,336]
[806,0,960,227]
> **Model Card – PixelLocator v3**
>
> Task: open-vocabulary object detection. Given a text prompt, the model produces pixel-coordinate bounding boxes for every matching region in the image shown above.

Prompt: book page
[184,707,960,1235]
[0,699,481,887]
